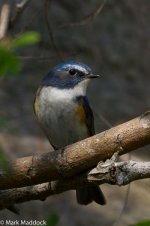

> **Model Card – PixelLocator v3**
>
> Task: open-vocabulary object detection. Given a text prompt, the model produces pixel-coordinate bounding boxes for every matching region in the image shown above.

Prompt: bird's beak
[87,74,100,79]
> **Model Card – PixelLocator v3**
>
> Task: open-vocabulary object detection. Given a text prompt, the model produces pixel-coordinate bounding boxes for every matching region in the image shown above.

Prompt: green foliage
[12,31,41,49]
[0,146,10,172]
[131,220,150,226]
[46,213,59,226]
[0,47,20,76]
[0,32,40,171]
[0,31,40,77]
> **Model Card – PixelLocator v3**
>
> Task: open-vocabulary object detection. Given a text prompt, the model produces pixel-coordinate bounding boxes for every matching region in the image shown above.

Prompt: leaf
[13,31,41,48]
[0,47,20,77]
[46,213,59,226]
[0,146,10,172]
[131,220,150,226]
[0,31,40,77]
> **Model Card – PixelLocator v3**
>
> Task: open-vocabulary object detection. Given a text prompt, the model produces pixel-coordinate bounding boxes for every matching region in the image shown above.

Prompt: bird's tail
[76,183,106,205]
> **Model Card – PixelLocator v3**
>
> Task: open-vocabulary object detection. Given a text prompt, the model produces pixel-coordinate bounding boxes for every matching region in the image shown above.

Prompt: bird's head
[41,61,99,90]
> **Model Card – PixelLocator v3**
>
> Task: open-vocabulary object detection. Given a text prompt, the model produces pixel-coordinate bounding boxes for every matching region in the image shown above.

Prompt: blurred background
[0,0,150,225]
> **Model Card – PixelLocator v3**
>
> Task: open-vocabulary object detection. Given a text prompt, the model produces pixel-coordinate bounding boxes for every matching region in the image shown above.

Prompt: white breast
[35,81,89,148]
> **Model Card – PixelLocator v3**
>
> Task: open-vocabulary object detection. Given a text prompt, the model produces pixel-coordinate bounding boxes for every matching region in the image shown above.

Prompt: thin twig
[17,52,77,61]
[44,0,63,60]
[94,110,112,129]
[17,55,57,61]
[59,0,107,29]
[9,0,31,28]
[112,153,132,226]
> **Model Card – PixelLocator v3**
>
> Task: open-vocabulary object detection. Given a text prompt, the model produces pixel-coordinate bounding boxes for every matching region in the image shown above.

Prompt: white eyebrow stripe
[64,64,91,74]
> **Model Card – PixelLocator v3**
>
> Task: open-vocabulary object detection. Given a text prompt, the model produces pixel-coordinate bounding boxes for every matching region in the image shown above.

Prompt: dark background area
[0,0,150,225]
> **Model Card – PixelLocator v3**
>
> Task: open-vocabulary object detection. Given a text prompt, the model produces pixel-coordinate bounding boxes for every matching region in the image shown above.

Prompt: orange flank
[76,102,86,125]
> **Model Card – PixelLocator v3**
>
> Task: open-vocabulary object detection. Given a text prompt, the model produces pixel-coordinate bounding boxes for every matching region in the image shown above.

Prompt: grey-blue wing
[75,96,106,206]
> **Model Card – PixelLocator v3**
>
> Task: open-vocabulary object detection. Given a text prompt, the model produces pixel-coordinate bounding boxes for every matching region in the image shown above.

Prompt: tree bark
[0,111,150,190]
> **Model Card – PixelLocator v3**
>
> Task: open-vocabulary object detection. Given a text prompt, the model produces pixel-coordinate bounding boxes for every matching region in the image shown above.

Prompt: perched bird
[34,61,106,205]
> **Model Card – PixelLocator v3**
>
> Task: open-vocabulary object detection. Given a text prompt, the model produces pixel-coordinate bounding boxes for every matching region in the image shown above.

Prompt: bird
[34,61,106,205]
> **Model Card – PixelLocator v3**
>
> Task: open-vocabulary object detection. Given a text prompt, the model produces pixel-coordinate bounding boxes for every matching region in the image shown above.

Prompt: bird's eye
[69,69,76,75]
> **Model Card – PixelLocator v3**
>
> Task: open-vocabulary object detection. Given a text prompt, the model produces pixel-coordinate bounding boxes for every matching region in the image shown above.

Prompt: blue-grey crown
[41,61,93,89]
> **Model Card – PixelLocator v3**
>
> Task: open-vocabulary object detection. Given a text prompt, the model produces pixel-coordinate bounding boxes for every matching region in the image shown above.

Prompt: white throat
[41,79,89,102]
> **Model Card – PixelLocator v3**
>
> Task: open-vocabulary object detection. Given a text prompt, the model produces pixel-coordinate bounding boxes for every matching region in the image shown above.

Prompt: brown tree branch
[0,111,150,191]
[0,157,150,210]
